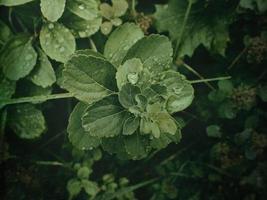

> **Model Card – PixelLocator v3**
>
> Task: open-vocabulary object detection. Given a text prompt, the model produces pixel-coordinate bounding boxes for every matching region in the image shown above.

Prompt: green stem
[189,76,231,84]
[132,0,137,17]
[227,47,247,70]
[182,62,215,90]
[174,0,193,58]
[1,93,74,107]
[89,38,97,52]
[8,8,16,33]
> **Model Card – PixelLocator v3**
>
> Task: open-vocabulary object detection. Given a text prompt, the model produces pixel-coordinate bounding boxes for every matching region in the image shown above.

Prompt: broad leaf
[124,34,173,66]
[161,71,194,113]
[82,95,128,138]
[124,133,149,160]
[67,0,98,20]
[104,23,144,66]
[40,22,76,63]
[118,83,141,109]
[40,0,66,22]
[0,0,34,6]
[62,54,117,103]
[68,102,101,150]
[0,35,37,80]
[155,0,236,57]
[29,48,56,88]
[8,104,46,139]
[63,12,102,38]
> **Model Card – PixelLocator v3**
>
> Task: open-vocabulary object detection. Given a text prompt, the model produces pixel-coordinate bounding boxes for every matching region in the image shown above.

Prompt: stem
[189,76,231,84]
[182,62,215,90]
[227,47,247,70]
[89,38,97,52]
[0,93,74,107]
[0,109,7,164]
[131,0,137,17]
[8,8,16,33]
[174,0,193,58]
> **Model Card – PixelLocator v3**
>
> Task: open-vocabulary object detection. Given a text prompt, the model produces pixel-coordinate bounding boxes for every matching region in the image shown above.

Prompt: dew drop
[48,23,54,29]
[59,47,65,52]
[78,4,85,10]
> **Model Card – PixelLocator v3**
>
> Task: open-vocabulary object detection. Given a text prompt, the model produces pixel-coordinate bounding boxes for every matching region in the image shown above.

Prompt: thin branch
[227,47,248,70]
[89,38,97,52]
[189,76,231,84]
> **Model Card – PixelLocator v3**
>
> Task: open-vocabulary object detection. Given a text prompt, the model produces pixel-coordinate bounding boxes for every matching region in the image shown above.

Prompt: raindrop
[59,47,65,52]
[48,23,54,29]
[78,4,85,10]
[127,72,139,85]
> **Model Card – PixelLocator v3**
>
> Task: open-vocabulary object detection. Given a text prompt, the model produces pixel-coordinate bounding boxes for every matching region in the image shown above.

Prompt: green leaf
[112,0,128,17]
[206,125,222,138]
[0,35,37,80]
[104,23,144,66]
[62,54,117,104]
[161,71,194,113]
[240,0,267,13]
[81,180,99,196]
[118,83,141,109]
[8,104,46,139]
[0,71,16,101]
[67,179,82,199]
[67,0,98,20]
[0,20,13,47]
[29,48,56,88]
[100,21,113,35]
[40,0,66,22]
[151,130,181,149]
[116,58,143,90]
[124,133,149,160]
[40,22,76,63]
[77,166,91,179]
[63,12,102,38]
[218,80,233,94]
[123,115,140,135]
[82,95,128,138]
[68,102,101,150]
[124,34,173,66]
[257,84,267,102]
[155,0,235,57]
[0,0,34,6]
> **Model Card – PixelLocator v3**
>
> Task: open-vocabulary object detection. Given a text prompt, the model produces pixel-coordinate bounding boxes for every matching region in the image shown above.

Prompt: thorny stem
[1,93,74,107]
[174,0,193,58]
[189,76,231,84]
[227,47,248,70]
[182,62,215,90]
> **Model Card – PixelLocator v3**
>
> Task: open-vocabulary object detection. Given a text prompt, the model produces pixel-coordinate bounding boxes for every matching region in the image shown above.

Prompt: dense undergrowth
[0,0,267,199]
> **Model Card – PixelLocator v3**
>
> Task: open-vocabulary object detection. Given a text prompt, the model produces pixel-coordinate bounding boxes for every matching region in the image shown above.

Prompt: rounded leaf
[40,0,66,22]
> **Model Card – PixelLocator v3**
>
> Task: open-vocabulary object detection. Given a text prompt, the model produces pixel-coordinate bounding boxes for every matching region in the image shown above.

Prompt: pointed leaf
[104,23,144,66]
[82,95,128,138]
[62,54,117,103]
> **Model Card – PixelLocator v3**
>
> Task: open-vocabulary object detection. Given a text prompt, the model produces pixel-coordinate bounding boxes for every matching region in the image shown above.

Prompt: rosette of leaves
[62,23,194,160]
[99,0,128,35]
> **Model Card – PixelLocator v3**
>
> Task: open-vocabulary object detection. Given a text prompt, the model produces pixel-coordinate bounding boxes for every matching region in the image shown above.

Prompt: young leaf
[0,35,37,80]
[0,0,34,6]
[8,104,46,139]
[123,115,140,135]
[81,180,99,197]
[155,0,236,57]
[77,166,91,179]
[67,0,98,20]
[63,12,102,38]
[67,179,82,199]
[124,34,173,66]
[29,48,56,88]
[68,102,101,150]
[116,58,143,90]
[82,95,129,138]
[112,0,128,17]
[62,54,117,104]
[0,20,13,47]
[206,125,222,138]
[104,23,144,66]
[40,0,66,22]
[0,71,16,101]
[40,22,76,63]
[151,131,181,149]
[161,71,194,113]
[118,83,141,109]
